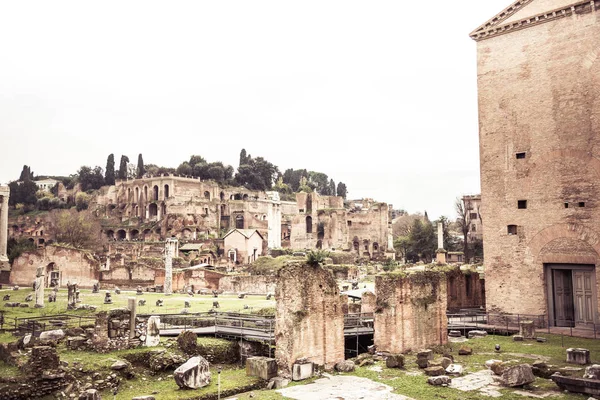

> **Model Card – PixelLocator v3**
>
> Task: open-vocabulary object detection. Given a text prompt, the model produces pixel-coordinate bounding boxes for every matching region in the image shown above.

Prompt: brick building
[472,0,600,327]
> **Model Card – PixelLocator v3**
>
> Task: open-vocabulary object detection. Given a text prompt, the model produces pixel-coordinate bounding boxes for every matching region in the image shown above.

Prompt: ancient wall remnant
[374,271,448,353]
[446,267,485,312]
[10,246,99,288]
[275,262,345,374]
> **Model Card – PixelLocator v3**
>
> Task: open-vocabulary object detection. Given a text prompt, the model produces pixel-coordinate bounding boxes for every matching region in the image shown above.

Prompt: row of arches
[126,184,170,204]
[105,228,161,241]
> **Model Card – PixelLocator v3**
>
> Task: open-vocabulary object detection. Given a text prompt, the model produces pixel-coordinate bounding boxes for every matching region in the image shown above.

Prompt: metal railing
[13,314,97,336]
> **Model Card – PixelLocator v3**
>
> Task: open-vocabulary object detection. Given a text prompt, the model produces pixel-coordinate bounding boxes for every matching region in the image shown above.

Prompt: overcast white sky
[0,0,510,219]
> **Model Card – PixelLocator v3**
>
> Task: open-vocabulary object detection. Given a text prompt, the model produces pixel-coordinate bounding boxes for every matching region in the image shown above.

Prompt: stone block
[111,360,130,371]
[440,357,452,369]
[132,396,155,400]
[567,348,591,365]
[385,354,405,369]
[467,330,488,339]
[446,364,463,376]
[519,321,535,339]
[501,364,535,387]
[174,356,211,389]
[292,361,314,381]
[39,329,65,342]
[448,330,462,338]
[268,376,290,389]
[536,337,547,343]
[335,360,355,372]
[584,365,600,380]
[425,366,446,376]
[428,375,452,386]
[246,357,278,380]
[513,335,524,341]
[78,389,101,400]
[458,346,472,356]
[485,359,502,369]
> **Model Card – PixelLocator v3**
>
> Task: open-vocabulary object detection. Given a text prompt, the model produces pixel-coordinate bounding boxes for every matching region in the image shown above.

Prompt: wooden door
[553,270,574,327]
[574,271,595,326]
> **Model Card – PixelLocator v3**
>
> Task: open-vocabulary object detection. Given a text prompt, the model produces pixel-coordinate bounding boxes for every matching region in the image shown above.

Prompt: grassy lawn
[0,288,276,322]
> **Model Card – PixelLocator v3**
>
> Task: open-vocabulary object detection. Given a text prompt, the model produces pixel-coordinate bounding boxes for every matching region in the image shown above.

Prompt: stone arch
[306,216,313,234]
[220,191,225,201]
[363,239,370,251]
[127,188,132,202]
[164,184,170,200]
[235,214,244,229]
[135,187,139,203]
[242,194,249,201]
[130,229,140,240]
[149,203,158,218]
[117,229,127,240]
[106,230,115,240]
[144,186,148,201]
[373,242,379,252]
[182,228,193,239]
[153,185,159,201]
[353,237,359,251]
[528,223,600,261]
[204,191,210,200]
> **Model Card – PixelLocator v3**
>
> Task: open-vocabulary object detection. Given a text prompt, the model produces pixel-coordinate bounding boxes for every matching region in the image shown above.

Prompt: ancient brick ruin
[275,262,345,374]
[374,271,448,353]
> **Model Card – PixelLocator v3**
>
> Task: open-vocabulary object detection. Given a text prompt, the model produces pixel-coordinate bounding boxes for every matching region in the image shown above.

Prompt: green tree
[6,238,36,265]
[336,182,348,199]
[54,211,98,249]
[455,197,472,262]
[137,154,145,179]
[78,166,105,192]
[75,192,91,211]
[235,156,279,191]
[308,171,329,195]
[19,165,34,181]
[408,218,436,263]
[117,155,129,180]
[105,154,116,185]
[239,149,249,167]
[329,179,336,196]
[393,236,411,264]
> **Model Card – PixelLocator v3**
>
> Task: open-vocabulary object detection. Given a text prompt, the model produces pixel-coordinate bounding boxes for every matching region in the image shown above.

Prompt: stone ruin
[67,282,78,310]
[275,262,345,375]
[34,265,44,308]
[374,270,448,353]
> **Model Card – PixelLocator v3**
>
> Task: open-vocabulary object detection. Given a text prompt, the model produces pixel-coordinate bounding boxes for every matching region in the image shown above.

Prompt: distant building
[223,229,264,264]
[462,195,482,241]
[34,178,59,192]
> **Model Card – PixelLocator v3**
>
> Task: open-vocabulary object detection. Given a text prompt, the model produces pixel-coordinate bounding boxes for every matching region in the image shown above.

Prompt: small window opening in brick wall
[518,200,527,209]
[579,202,586,207]
[564,203,569,208]
[507,225,518,235]
[516,152,526,159]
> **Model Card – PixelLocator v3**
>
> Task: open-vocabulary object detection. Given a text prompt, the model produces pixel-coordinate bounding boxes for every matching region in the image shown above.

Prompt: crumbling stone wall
[219,274,276,294]
[11,246,99,288]
[374,271,448,353]
[275,262,345,374]
[361,291,376,314]
[446,269,485,312]
[473,1,600,316]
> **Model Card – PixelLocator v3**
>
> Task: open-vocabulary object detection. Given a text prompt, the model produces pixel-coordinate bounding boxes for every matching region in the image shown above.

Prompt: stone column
[128,297,137,339]
[67,282,77,310]
[164,238,178,295]
[436,222,446,264]
[0,186,9,262]
[35,266,45,308]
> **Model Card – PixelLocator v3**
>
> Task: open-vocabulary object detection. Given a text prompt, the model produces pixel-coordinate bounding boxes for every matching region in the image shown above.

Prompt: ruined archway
[153,185,159,201]
[106,230,115,240]
[149,203,158,218]
[306,216,313,234]
[204,191,210,200]
[117,229,126,240]
[164,184,170,199]
[235,215,244,229]
[130,229,140,240]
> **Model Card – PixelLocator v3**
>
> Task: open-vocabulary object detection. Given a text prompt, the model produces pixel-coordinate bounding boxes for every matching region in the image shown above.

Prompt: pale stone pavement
[276,374,414,400]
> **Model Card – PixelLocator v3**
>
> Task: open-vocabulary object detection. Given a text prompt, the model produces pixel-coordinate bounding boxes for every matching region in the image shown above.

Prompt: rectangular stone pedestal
[292,362,314,381]
[567,348,591,365]
[246,357,278,380]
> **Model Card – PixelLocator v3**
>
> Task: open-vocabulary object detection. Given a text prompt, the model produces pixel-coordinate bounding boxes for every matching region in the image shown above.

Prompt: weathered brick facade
[472,1,600,323]
[275,262,345,373]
